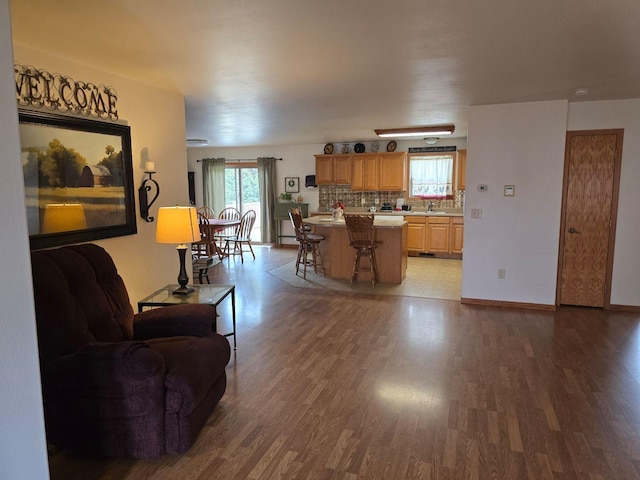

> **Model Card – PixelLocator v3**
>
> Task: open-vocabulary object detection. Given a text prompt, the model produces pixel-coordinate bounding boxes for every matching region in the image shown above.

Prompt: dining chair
[344,214,379,287]
[192,212,220,260]
[197,205,215,219]
[214,207,241,249]
[224,210,256,263]
[289,208,324,278]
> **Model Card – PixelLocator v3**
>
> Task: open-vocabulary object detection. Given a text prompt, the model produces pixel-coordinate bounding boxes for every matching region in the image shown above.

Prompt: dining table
[203,218,241,259]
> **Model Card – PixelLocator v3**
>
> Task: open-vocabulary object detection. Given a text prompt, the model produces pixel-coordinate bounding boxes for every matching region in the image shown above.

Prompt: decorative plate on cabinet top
[324,143,334,154]
[354,142,365,153]
[370,141,379,152]
[386,140,397,152]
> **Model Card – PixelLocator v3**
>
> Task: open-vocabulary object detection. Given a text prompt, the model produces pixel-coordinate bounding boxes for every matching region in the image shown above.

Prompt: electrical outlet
[471,208,482,219]
[497,269,505,279]
[361,196,366,205]
[374,198,379,205]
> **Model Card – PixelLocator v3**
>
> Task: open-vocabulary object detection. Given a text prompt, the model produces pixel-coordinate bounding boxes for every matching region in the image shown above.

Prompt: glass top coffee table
[138,284,236,349]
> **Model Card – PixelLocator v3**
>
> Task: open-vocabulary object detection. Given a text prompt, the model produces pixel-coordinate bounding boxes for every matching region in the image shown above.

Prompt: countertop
[303,215,407,228]
[311,210,464,218]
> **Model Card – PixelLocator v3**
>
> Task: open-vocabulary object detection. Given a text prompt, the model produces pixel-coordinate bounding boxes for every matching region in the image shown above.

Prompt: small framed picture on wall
[285,177,299,193]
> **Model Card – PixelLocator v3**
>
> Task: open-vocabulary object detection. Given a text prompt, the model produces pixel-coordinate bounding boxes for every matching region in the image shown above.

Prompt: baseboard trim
[277,244,299,250]
[608,304,640,312]
[461,298,556,311]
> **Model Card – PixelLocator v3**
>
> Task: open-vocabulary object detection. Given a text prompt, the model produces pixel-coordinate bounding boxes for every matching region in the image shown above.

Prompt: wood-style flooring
[48,247,640,479]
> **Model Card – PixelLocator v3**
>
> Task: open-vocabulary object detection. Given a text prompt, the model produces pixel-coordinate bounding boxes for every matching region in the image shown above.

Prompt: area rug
[268,256,462,301]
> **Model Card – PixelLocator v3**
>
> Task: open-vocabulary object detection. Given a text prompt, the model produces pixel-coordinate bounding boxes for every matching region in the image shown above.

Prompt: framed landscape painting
[19,109,137,250]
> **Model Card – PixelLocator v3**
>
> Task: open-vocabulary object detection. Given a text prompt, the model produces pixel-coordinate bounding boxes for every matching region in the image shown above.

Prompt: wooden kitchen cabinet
[378,153,407,191]
[351,155,379,191]
[404,216,426,252]
[314,155,351,184]
[450,217,464,254]
[404,215,464,256]
[427,216,450,253]
[455,149,466,191]
[351,152,406,191]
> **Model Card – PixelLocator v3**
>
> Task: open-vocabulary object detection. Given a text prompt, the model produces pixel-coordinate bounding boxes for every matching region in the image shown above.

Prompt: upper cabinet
[315,155,351,184]
[314,152,406,191]
[455,149,466,191]
[351,155,379,191]
[378,153,407,191]
[352,152,406,191]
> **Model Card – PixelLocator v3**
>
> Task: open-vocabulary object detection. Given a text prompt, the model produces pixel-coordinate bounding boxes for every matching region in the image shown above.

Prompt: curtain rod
[196,158,282,162]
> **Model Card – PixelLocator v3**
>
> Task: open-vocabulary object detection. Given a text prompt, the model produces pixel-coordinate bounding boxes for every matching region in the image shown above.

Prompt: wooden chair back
[192,212,216,258]
[237,210,256,240]
[216,207,241,236]
[288,209,305,242]
[344,214,376,248]
[197,206,215,219]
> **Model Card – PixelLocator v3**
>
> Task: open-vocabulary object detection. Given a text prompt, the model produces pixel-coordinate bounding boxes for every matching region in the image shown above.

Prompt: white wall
[0,1,50,478]
[13,45,192,303]
[462,100,569,306]
[568,99,640,307]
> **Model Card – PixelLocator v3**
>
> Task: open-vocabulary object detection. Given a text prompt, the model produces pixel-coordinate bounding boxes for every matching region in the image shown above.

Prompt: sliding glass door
[225,164,261,241]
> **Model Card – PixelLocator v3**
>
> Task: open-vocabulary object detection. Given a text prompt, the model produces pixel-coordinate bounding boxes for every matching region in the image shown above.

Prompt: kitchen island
[303,215,408,284]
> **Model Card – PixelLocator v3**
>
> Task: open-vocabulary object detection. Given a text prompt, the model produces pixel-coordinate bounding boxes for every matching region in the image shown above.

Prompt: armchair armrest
[42,342,165,399]
[133,304,215,340]
[42,341,165,391]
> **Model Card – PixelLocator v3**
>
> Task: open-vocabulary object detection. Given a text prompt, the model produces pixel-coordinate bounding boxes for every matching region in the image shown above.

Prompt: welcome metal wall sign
[15,64,119,121]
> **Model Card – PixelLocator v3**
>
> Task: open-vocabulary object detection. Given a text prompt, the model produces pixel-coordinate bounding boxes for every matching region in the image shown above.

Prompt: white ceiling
[10,0,640,147]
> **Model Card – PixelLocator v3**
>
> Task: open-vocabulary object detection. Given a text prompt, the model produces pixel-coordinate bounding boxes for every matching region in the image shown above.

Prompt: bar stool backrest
[344,214,376,248]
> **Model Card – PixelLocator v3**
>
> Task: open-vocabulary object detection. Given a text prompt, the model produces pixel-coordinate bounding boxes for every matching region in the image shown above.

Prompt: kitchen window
[408,153,454,200]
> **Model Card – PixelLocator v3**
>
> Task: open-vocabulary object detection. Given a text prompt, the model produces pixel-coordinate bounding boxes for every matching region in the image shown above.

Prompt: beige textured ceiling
[10,0,640,147]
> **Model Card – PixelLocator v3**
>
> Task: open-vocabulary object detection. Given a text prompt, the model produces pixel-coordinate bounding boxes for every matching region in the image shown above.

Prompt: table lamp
[156,206,201,295]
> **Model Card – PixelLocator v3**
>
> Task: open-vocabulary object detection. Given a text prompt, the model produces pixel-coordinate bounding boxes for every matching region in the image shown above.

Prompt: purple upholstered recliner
[30,243,231,458]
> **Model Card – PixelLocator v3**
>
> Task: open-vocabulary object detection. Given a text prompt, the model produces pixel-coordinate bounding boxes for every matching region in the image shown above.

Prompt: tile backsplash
[318,185,465,211]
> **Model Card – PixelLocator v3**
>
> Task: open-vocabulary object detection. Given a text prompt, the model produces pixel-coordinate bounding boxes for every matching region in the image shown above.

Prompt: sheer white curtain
[257,157,276,243]
[409,155,454,199]
[202,158,226,215]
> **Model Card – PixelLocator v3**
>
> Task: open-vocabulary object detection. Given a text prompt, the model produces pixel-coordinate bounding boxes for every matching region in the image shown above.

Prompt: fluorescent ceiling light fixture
[186,138,209,146]
[375,125,455,138]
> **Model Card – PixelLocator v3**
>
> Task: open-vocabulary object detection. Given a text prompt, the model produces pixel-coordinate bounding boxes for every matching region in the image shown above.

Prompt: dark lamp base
[172,286,195,296]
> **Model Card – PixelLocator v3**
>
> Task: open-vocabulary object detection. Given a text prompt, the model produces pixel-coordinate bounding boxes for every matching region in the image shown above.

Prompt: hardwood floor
[48,247,640,479]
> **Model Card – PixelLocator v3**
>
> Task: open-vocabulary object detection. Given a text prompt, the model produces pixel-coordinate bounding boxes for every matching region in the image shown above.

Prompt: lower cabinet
[426,217,450,253]
[450,217,464,254]
[404,215,463,256]
[405,217,426,252]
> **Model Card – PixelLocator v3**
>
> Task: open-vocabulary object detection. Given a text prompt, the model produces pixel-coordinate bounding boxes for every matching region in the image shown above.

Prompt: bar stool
[289,208,324,278]
[344,214,379,287]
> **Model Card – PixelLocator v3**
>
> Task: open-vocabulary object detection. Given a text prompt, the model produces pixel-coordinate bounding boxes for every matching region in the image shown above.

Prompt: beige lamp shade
[156,206,201,245]
[42,203,87,234]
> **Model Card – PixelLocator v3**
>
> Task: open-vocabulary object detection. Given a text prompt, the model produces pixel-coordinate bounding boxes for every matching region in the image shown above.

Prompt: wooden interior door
[558,130,623,307]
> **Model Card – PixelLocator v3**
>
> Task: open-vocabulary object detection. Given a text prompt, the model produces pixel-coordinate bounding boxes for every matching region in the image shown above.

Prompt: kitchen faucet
[427,201,434,212]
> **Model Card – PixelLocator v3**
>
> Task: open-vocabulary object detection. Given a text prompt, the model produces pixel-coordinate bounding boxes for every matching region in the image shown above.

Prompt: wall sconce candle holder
[138,170,160,222]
